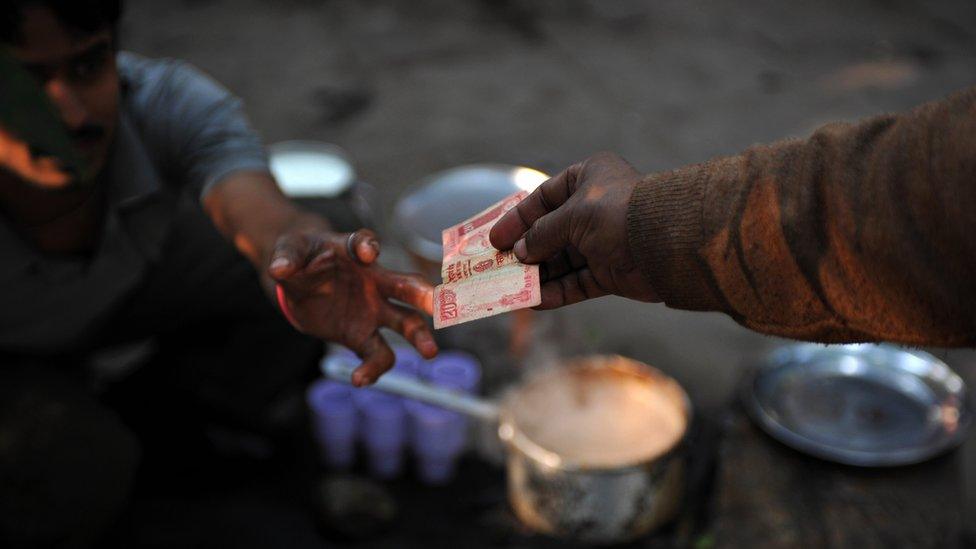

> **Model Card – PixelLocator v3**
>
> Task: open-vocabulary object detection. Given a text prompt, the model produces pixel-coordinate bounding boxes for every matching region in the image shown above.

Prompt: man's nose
[44,78,88,130]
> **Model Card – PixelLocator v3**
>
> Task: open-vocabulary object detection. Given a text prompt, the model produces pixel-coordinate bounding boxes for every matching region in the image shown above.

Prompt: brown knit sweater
[627,87,976,347]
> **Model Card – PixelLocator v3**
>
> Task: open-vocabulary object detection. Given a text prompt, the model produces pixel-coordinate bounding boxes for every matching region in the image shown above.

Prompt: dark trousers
[0,195,324,548]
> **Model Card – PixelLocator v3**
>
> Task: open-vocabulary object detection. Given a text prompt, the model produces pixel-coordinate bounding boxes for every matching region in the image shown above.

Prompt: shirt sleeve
[118,52,269,199]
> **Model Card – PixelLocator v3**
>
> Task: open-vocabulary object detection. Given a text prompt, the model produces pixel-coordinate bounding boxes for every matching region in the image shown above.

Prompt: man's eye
[69,50,109,82]
[70,59,99,80]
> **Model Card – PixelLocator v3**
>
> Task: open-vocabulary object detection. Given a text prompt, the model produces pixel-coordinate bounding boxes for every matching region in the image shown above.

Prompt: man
[0,0,436,546]
[490,88,976,346]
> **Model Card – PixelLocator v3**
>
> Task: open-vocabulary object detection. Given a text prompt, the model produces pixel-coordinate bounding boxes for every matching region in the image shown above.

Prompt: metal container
[268,140,376,231]
[745,343,971,466]
[324,355,692,544]
[268,140,356,198]
[498,357,690,543]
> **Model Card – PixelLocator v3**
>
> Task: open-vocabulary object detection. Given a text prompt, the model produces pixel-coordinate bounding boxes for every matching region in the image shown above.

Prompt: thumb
[268,233,308,281]
[515,205,574,264]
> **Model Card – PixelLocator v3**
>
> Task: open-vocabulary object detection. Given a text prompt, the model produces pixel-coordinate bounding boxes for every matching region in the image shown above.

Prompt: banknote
[434,191,541,329]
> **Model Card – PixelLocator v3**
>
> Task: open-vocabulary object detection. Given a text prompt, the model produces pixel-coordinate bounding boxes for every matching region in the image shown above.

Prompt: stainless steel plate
[745,344,971,466]
[392,164,548,262]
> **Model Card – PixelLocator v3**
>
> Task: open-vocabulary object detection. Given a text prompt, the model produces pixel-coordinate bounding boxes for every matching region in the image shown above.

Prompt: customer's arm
[491,87,976,346]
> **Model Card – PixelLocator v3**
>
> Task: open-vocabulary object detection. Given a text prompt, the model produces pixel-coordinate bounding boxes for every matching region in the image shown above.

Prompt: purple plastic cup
[353,388,407,479]
[424,351,481,394]
[307,379,357,470]
[328,345,358,361]
[392,345,423,379]
[406,400,468,484]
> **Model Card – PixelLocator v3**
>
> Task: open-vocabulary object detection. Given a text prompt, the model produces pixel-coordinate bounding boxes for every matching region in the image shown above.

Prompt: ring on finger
[346,232,363,265]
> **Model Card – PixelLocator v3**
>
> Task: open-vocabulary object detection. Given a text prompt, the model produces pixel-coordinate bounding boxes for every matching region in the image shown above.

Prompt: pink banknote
[434,191,541,329]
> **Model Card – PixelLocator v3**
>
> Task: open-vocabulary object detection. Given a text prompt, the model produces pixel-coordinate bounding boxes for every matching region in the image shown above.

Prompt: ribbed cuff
[626,160,727,311]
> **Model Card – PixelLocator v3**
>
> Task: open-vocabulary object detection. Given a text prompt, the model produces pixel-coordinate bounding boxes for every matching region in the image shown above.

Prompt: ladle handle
[322,358,500,421]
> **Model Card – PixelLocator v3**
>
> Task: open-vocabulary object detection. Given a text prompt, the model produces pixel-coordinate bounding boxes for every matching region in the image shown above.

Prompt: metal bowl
[745,343,971,466]
[268,140,356,198]
[392,164,548,264]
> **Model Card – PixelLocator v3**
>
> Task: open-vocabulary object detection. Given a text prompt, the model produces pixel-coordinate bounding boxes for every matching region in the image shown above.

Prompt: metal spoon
[322,358,499,421]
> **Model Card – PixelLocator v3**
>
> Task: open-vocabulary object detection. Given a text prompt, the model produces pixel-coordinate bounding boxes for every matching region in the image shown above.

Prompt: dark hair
[0,0,123,45]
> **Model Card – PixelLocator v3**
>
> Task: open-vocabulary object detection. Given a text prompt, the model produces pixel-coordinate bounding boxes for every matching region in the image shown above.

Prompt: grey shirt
[0,52,269,355]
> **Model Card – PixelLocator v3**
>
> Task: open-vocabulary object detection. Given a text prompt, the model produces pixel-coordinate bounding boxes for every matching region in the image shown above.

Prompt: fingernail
[270,257,291,271]
[514,239,527,260]
[352,371,367,387]
[367,239,379,254]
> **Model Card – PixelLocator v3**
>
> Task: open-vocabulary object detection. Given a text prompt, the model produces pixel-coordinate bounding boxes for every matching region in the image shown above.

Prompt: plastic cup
[424,351,481,394]
[306,379,358,470]
[329,344,420,380]
[353,388,407,479]
[392,345,423,379]
[406,400,468,485]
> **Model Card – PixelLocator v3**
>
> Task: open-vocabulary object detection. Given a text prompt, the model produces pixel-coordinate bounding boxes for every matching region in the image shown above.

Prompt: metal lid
[268,140,355,198]
[745,343,971,466]
[392,164,548,262]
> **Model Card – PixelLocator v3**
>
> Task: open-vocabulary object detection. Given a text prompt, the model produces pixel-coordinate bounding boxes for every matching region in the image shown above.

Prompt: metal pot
[499,357,690,543]
[268,140,376,230]
[324,355,691,544]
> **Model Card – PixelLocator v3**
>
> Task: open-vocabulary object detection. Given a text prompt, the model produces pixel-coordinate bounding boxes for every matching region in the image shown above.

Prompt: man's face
[7,6,119,189]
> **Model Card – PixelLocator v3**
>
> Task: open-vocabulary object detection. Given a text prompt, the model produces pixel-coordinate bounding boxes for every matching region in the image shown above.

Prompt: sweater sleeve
[627,87,976,346]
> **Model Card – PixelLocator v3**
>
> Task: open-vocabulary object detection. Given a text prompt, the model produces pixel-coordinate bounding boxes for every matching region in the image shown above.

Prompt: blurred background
[119,0,976,408]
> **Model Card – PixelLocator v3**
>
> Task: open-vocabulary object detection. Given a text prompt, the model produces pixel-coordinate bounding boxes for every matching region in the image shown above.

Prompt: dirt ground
[120,0,976,524]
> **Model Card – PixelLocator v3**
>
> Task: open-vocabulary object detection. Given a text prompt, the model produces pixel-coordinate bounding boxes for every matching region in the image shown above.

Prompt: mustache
[70,124,106,143]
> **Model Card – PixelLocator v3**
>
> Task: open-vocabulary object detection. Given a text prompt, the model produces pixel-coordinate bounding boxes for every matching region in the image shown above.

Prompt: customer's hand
[489,152,659,308]
[269,228,437,386]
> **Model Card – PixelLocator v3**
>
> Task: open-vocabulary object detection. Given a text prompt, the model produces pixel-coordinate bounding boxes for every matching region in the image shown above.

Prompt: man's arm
[128,54,438,383]
[629,87,976,345]
[490,87,976,347]
[200,170,327,293]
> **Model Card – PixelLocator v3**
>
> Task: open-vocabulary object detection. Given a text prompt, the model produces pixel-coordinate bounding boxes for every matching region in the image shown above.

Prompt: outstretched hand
[269,227,437,387]
[489,152,659,308]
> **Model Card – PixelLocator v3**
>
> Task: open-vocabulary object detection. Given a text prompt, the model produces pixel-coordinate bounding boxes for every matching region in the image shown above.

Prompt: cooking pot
[325,355,690,543]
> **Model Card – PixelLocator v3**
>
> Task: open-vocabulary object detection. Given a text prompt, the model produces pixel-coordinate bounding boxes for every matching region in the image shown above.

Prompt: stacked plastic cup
[352,387,407,479]
[408,352,482,484]
[307,379,358,470]
[314,345,481,483]
[424,351,481,393]
[391,345,423,380]
[349,345,422,479]
[405,401,468,484]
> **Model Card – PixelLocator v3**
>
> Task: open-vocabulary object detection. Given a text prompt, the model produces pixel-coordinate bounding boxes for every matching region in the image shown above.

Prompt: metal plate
[745,344,971,466]
[392,164,548,262]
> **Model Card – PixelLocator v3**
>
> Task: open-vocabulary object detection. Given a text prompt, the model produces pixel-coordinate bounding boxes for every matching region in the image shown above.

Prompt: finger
[375,270,434,315]
[351,332,396,387]
[270,232,339,286]
[303,247,337,275]
[489,162,582,251]
[516,203,575,264]
[540,246,586,282]
[382,304,439,359]
[268,233,309,280]
[327,229,380,265]
[536,268,608,310]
